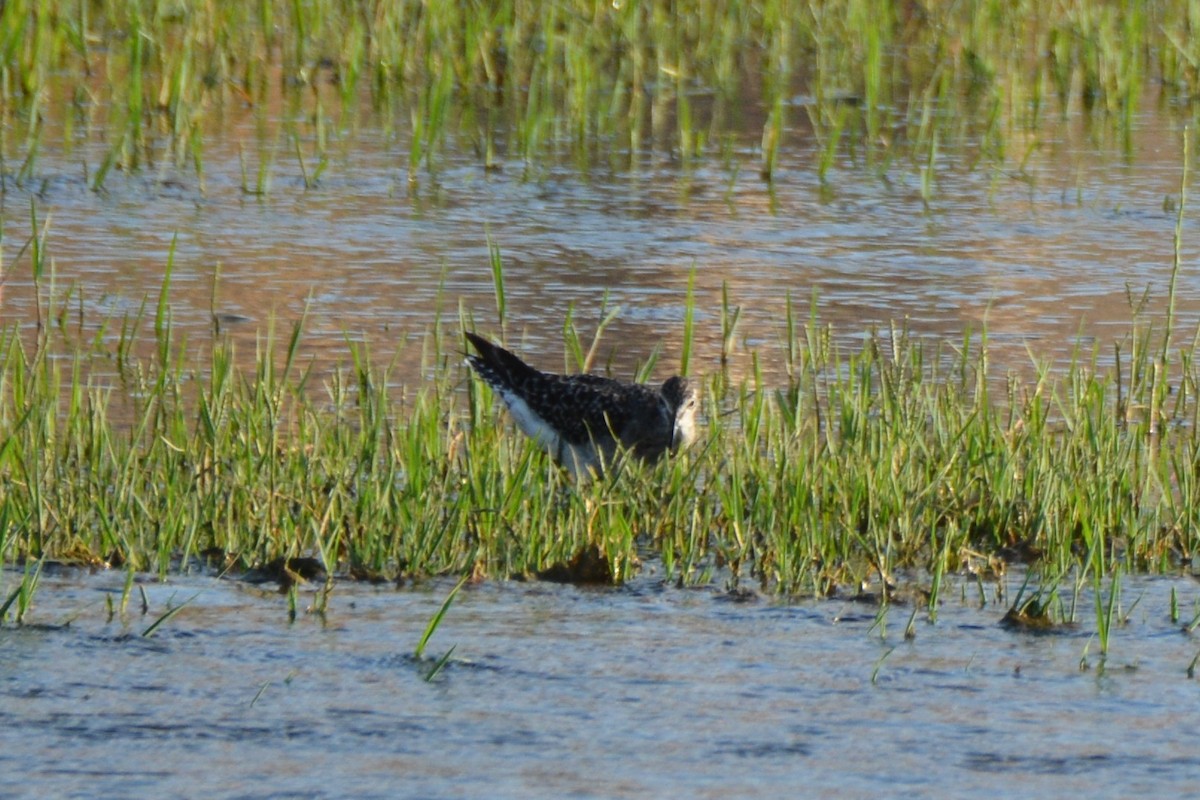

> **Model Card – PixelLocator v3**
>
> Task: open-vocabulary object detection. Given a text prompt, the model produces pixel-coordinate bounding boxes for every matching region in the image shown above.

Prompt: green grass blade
[415,575,468,660]
[141,591,201,638]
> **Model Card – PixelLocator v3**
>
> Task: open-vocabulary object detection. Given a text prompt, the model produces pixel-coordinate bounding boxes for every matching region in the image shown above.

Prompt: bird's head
[660,376,699,450]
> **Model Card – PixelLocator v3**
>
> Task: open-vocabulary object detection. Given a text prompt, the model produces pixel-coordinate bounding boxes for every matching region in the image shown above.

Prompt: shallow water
[1,92,1198,389]
[2,569,1198,798]
[4,72,1200,800]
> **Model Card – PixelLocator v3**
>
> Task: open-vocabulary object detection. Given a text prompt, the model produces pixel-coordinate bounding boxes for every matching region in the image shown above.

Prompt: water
[4,71,1200,799]
[1,94,1197,388]
[1,569,1197,798]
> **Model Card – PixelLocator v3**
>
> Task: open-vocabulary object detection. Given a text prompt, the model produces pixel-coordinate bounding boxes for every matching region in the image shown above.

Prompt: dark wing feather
[464,332,540,387]
[465,333,666,449]
[545,376,663,447]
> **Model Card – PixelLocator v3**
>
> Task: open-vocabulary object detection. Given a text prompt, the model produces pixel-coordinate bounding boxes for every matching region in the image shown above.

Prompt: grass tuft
[3,263,1200,624]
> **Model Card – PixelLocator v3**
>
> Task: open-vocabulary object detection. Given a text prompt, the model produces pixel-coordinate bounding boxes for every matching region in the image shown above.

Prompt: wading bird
[464,331,698,478]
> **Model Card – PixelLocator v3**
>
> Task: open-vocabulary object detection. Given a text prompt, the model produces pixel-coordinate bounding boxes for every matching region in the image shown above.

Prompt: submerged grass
[3,263,1200,617]
[3,1,1200,186]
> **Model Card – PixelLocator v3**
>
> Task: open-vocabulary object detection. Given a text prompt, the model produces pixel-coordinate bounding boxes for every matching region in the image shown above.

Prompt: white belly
[494,385,604,478]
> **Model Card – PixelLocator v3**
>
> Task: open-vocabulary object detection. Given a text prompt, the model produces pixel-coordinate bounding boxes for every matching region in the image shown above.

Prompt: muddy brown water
[2,568,1199,798]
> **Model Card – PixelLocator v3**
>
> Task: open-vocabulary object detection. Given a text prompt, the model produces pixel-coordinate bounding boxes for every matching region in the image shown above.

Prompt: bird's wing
[465,332,665,449]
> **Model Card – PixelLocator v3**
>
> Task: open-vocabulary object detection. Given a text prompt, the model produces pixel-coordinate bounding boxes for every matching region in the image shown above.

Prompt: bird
[464,331,698,478]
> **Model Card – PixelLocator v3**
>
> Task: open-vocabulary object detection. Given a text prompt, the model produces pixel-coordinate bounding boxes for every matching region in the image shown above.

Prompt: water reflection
[0,95,1196,392]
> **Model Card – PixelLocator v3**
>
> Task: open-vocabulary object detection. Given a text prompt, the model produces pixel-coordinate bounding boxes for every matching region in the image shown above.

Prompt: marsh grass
[0,558,42,624]
[3,1,1199,187]
[3,250,1200,633]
